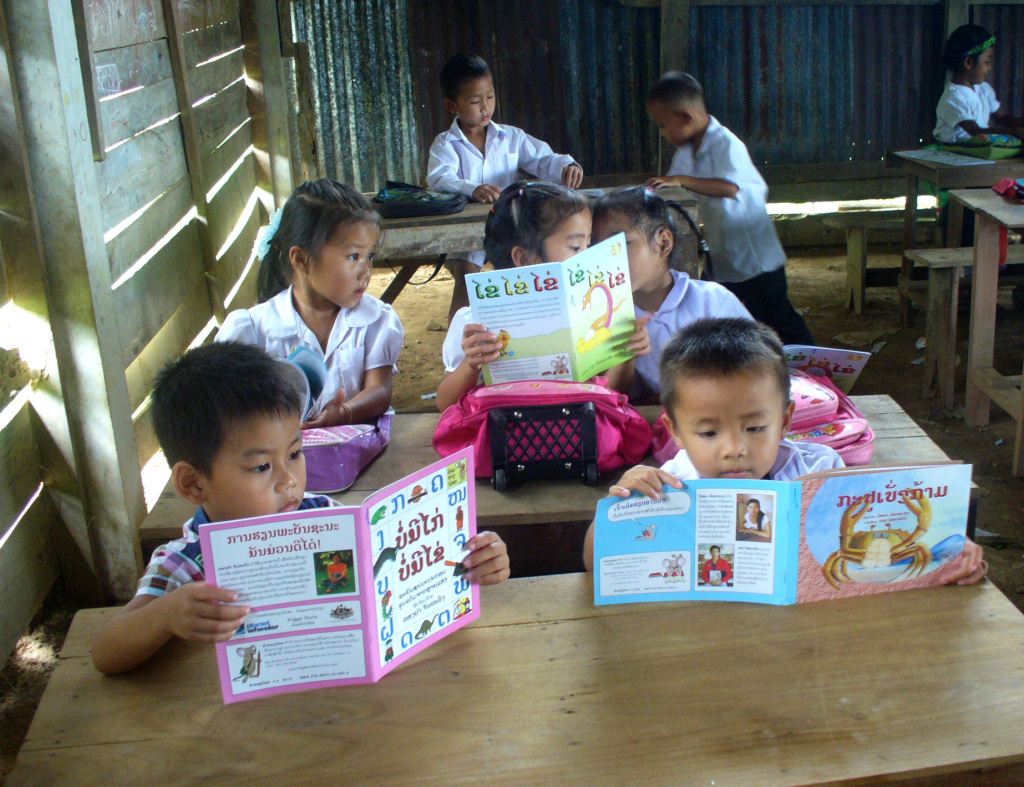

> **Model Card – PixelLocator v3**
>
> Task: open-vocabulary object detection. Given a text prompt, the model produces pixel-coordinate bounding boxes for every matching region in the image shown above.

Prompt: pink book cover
[198,448,479,703]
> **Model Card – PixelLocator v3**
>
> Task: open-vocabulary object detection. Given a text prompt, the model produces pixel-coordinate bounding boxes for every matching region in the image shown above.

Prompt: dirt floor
[2,246,1023,782]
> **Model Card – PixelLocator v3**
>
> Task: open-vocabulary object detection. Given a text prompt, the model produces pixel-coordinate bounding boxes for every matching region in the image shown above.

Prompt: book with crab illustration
[593,462,973,606]
[197,448,479,703]
[465,233,636,385]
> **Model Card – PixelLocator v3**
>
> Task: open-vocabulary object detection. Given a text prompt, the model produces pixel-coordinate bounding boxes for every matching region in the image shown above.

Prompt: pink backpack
[433,378,651,489]
[302,414,391,493]
[650,370,874,466]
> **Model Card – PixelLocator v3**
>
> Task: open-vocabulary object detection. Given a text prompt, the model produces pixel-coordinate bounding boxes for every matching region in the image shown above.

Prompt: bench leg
[846,228,867,315]
[899,174,919,325]
[379,262,418,304]
[923,267,958,409]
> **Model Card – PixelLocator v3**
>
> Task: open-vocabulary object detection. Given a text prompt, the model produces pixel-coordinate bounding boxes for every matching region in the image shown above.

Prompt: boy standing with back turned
[646,72,815,346]
[427,52,583,323]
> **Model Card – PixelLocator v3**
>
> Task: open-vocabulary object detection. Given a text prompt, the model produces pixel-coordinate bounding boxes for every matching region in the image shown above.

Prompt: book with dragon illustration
[593,462,972,606]
[466,233,635,385]
[198,448,478,703]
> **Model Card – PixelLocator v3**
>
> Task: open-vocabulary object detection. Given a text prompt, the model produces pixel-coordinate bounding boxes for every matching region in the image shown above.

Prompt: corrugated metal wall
[292,0,421,189]
[691,3,945,167]
[972,4,1024,117]
[289,2,1024,187]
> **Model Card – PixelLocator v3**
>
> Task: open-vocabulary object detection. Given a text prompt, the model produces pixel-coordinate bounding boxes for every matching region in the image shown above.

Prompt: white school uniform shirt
[666,116,786,284]
[426,118,578,266]
[218,288,404,407]
[635,270,753,395]
[933,81,1001,143]
[660,439,844,481]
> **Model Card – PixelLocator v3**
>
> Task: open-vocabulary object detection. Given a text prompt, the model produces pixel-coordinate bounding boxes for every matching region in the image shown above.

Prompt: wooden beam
[658,0,690,172]
[944,0,968,39]
[4,0,147,600]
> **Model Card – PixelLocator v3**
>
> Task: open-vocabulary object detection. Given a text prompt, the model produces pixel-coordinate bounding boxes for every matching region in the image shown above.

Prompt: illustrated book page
[784,345,871,394]
[466,233,635,384]
[199,448,478,703]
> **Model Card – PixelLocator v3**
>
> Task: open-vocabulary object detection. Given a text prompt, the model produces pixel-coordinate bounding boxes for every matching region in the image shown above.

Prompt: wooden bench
[823,211,938,315]
[138,398,978,577]
[9,575,1024,785]
[904,246,1024,408]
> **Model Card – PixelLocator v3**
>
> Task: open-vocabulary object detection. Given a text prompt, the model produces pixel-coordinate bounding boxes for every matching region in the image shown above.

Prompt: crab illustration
[821,492,933,588]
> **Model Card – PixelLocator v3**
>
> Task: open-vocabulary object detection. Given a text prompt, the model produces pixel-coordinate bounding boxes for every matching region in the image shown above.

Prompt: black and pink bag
[433,378,651,490]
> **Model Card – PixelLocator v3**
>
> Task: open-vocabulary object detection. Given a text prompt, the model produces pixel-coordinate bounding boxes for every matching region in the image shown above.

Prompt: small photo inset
[314,549,355,596]
[697,544,734,588]
[735,492,775,543]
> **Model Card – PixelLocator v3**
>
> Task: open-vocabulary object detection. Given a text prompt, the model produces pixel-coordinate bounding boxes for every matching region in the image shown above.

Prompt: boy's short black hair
[659,318,791,420]
[440,53,492,100]
[151,342,303,475]
[648,71,705,109]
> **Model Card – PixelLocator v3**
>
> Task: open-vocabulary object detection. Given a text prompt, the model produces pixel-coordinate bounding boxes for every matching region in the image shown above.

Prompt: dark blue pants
[720,266,816,346]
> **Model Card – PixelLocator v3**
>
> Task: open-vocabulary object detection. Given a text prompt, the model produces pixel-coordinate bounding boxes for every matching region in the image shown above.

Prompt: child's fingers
[465,556,511,585]
[463,530,502,554]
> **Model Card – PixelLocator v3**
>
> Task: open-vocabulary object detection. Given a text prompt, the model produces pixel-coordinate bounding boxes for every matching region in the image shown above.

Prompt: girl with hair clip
[435,181,650,410]
[934,23,1024,145]
[218,179,404,428]
[591,186,751,402]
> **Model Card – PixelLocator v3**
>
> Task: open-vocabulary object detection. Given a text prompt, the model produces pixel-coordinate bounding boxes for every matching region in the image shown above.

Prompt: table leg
[965,214,1000,426]
[379,263,418,304]
[923,267,958,409]
[846,228,866,315]
[900,174,919,325]
[947,199,965,249]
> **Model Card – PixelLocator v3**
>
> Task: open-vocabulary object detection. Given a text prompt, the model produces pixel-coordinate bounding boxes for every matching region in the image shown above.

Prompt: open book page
[795,464,972,603]
[784,345,871,393]
[564,233,636,381]
[466,234,634,384]
[198,448,477,703]
[896,149,994,166]
[362,448,479,676]
[593,479,802,607]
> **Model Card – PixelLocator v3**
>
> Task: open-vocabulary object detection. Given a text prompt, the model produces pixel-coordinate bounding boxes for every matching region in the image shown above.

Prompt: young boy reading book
[92,342,509,674]
[583,318,986,584]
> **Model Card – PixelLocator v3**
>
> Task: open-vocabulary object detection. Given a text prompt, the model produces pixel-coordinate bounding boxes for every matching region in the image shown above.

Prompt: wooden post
[944,0,969,40]
[4,0,145,600]
[240,0,294,208]
[658,0,690,173]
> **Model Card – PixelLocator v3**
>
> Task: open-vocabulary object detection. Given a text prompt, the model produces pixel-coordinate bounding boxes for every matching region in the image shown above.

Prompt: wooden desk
[9,573,1024,786]
[373,186,699,303]
[894,151,1024,322]
[949,189,1024,476]
[139,397,967,575]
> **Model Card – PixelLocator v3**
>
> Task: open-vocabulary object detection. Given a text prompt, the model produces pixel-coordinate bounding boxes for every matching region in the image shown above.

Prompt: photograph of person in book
[736,495,773,543]
[698,545,734,587]
[317,550,355,595]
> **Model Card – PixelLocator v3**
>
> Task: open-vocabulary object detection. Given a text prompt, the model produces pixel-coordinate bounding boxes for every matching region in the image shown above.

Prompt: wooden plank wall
[82,0,264,468]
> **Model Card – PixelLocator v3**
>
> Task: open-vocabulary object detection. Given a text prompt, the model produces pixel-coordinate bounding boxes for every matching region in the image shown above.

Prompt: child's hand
[461,531,510,585]
[303,391,351,429]
[609,465,684,500]
[645,176,679,189]
[461,323,503,371]
[160,582,249,642]
[628,316,651,357]
[472,184,502,203]
[562,164,584,189]
[946,538,988,586]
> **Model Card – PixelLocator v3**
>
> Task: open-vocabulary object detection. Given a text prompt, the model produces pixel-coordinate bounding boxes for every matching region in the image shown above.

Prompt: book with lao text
[593,463,971,606]
[784,345,871,394]
[199,448,478,703]
[466,233,635,385]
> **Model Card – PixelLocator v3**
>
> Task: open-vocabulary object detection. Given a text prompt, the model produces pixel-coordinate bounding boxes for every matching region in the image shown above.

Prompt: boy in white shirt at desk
[645,72,814,346]
[582,318,986,585]
[427,52,583,323]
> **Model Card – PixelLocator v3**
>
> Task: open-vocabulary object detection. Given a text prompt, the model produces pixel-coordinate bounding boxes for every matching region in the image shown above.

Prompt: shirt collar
[448,117,508,147]
[640,269,691,318]
[693,116,722,159]
[264,286,383,345]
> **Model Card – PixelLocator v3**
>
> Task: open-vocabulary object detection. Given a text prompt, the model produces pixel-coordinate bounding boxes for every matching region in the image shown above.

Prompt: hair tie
[518,188,524,196]
[257,208,283,260]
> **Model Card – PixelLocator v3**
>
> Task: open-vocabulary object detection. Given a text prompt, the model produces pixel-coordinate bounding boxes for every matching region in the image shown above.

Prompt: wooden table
[9,573,1024,786]
[139,397,972,575]
[373,185,699,304]
[894,151,1024,322]
[949,189,1024,476]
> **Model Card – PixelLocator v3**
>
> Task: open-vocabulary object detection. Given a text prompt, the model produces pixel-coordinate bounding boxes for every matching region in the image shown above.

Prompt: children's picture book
[784,345,871,393]
[593,463,972,606]
[897,149,994,167]
[285,346,329,421]
[198,448,478,703]
[465,233,635,385]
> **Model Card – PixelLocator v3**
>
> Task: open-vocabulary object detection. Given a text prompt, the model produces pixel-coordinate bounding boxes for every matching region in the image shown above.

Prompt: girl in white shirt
[437,181,650,410]
[218,180,404,428]
[591,186,752,400]
[934,24,1024,144]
